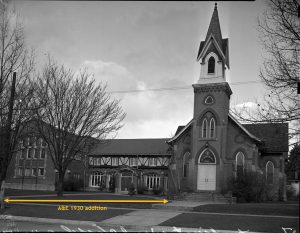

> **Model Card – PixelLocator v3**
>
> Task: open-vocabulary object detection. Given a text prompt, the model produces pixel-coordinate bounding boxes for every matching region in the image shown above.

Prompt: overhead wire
[109,80,262,94]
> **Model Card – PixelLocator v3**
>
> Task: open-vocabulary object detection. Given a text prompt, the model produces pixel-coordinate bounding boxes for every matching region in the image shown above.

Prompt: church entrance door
[197,165,216,191]
[197,148,216,191]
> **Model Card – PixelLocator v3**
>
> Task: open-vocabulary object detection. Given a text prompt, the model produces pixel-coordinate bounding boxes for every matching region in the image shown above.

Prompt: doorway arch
[197,148,216,191]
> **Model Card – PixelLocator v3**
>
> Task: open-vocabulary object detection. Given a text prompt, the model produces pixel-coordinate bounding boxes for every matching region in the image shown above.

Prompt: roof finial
[215,2,217,8]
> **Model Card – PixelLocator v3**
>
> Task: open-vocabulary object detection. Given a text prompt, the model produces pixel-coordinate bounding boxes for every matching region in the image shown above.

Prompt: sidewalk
[0,214,262,233]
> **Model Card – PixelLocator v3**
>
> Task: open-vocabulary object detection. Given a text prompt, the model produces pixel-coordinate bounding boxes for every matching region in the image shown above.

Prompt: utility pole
[0,72,16,209]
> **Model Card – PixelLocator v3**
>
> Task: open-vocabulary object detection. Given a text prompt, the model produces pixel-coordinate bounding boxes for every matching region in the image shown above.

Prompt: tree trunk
[57,172,65,197]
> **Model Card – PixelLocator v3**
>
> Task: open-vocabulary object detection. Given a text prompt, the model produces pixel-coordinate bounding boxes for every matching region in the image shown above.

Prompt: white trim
[197,34,226,63]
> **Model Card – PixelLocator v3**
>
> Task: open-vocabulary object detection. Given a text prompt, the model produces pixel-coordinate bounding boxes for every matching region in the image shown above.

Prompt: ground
[0,189,299,233]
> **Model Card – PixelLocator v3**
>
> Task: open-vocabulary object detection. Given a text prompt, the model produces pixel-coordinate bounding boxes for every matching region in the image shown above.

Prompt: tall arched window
[202,119,208,138]
[266,161,274,185]
[183,152,190,178]
[208,57,215,74]
[209,118,215,138]
[235,152,245,178]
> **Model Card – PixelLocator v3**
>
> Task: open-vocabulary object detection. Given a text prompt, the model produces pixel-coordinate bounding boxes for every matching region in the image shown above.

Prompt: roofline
[89,153,172,156]
[167,119,193,144]
[228,113,262,143]
[197,34,226,63]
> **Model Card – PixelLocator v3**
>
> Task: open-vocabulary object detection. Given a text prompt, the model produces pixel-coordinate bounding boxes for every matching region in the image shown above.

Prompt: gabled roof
[90,138,171,156]
[167,120,193,144]
[243,123,289,153]
[228,114,262,143]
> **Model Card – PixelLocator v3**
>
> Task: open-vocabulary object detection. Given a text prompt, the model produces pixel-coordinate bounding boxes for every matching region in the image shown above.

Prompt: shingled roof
[90,138,171,156]
[242,123,289,153]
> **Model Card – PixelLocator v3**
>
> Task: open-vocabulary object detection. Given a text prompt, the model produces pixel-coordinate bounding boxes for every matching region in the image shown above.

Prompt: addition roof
[89,138,172,156]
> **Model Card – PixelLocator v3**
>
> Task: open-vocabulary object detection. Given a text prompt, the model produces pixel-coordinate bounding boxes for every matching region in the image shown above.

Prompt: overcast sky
[12,1,269,139]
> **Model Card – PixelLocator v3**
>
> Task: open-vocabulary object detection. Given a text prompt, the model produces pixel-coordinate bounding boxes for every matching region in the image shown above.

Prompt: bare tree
[0,2,35,190]
[33,59,125,196]
[231,0,300,145]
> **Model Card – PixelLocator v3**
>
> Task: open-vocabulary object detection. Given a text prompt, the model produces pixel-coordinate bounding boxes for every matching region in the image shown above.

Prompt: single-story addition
[87,139,171,194]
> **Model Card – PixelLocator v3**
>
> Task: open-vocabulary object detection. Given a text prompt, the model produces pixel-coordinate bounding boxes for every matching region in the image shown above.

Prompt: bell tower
[191,3,232,193]
[196,3,229,84]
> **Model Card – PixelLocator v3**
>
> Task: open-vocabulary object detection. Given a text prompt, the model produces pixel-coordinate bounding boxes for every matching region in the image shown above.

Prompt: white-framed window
[32,168,37,176]
[235,152,245,178]
[145,175,160,190]
[111,157,118,166]
[266,161,274,185]
[204,95,214,105]
[17,167,23,176]
[38,168,45,176]
[202,119,208,138]
[25,168,31,176]
[129,157,137,166]
[90,172,104,187]
[148,158,157,167]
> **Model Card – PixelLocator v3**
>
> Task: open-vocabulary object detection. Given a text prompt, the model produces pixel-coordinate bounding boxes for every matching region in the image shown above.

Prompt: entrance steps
[152,192,235,211]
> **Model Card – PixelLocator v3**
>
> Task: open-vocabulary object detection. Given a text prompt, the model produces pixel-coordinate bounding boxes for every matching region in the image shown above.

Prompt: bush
[153,186,163,195]
[128,183,136,195]
[137,184,147,194]
[63,179,83,191]
[228,171,268,203]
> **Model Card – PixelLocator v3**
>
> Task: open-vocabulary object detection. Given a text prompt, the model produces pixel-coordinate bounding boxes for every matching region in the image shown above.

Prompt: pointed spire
[205,2,223,48]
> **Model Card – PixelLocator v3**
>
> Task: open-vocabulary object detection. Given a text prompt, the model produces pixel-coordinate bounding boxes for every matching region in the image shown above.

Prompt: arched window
[183,152,190,178]
[209,118,215,138]
[235,152,245,178]
[204,95,214,105]
[199,148,216,164]
[208,57,215,74]
[266,161,274,185]
[202,119,208,138]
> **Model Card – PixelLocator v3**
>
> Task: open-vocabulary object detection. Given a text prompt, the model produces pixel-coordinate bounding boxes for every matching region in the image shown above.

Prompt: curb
[0,215,262,233]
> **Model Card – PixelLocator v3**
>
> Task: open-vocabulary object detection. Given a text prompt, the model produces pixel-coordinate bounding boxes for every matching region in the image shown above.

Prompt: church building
[5,4,288,199]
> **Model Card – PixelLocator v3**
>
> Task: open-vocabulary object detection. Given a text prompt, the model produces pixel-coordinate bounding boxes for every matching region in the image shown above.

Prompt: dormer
[197,3,229,84]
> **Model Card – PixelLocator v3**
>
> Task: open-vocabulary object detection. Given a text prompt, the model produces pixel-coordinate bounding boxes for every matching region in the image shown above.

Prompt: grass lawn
[160,212,299,233]
[0,204,132,222]
[3,191,157,209]
[193,203,299,216]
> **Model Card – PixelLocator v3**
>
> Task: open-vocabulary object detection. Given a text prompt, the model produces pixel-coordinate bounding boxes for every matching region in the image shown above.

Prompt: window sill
[198,138,217,141]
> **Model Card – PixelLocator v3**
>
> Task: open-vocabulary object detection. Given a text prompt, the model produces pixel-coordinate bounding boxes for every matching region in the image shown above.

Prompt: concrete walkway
[100,209,181,226]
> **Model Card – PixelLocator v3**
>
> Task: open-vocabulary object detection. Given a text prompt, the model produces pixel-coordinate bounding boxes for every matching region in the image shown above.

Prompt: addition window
[25,168,31,176]
[90,172,104,187]
[208,56,215,74]
[145,175,160,190]
[266,161,274,185]
[111,157,118,166]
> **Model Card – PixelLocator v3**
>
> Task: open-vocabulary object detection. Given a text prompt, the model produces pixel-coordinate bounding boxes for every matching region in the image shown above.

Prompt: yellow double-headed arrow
[4,198,169,204]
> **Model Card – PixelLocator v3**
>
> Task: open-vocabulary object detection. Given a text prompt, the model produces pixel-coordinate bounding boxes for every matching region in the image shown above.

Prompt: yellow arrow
[4,198,169,204]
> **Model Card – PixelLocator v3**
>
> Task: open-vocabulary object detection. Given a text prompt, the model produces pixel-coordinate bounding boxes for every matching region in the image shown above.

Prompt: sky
[11,1,269,139]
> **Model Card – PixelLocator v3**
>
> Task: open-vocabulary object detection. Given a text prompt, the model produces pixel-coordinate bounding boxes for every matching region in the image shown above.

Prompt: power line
[109,80,262,94]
